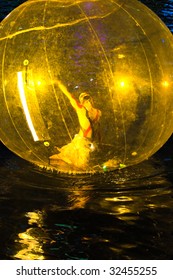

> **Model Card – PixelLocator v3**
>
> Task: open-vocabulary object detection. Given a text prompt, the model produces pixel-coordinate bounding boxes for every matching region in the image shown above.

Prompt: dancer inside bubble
[49,79,102,171]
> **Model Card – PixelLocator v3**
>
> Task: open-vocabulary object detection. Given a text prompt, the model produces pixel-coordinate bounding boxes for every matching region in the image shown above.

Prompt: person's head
[79,92,93,110]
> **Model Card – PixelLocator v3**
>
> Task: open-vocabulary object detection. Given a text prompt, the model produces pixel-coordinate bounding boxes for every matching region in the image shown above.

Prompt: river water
[0,0,173,260]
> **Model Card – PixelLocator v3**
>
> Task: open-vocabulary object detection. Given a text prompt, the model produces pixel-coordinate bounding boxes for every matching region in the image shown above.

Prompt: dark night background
[0,0,173,260]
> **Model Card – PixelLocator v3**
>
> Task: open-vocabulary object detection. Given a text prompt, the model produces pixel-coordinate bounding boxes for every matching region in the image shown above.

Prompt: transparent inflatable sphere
[1,0,173,174]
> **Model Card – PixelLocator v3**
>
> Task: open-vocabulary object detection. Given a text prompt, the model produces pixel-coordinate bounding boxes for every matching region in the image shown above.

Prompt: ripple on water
[0,146,173,259]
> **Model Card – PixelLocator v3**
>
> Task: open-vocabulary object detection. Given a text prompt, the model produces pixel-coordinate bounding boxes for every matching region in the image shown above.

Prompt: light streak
[17,71,39,141]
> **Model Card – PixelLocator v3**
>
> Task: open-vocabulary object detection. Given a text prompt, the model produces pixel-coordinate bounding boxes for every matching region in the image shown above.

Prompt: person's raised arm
[57,79,82,110]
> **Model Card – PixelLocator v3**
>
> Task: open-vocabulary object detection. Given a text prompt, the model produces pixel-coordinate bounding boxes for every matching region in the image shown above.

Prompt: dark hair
[83,95,91,101]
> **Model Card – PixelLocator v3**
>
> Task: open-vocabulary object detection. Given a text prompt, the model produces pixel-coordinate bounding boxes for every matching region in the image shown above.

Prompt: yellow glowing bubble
[1,0,173,174]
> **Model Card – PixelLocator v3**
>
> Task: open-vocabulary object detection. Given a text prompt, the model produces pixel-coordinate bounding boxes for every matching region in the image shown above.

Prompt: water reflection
[1,147,171,259]
[14,211,46,260]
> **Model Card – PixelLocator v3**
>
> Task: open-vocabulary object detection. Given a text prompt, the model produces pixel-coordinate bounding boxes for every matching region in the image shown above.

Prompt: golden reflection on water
[14,211,48,260]
[105,196,133,215]
[68,190,91,209]
[12,173,172,260]
[105,196,133,202]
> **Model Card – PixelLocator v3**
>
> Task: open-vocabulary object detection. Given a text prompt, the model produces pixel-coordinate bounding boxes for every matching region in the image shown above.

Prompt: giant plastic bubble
[1,0,173,174]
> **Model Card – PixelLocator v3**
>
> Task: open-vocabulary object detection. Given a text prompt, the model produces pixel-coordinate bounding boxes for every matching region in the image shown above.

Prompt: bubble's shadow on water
[0,142,173,260]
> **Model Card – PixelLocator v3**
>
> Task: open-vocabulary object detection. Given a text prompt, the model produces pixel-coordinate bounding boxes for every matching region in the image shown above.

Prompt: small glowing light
[23,59,29,66]
[90,143,95,151]
[37,80,41,86]
[118,54,125,59]
[119,163,126,168]
[120,81,125,87]
[115,75,132,90]
[103,165,107,171]
[131,151,137,156]
[162,80,169,87]
[44,141,50,147]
